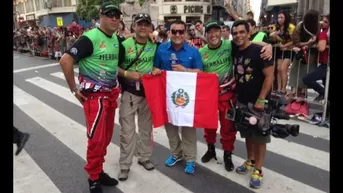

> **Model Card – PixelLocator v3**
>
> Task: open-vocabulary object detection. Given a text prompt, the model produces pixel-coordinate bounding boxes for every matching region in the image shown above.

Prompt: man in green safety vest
[246,19,268,43]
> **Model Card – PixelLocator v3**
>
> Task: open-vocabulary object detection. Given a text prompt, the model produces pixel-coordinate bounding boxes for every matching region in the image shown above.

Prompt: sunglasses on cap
[171,29,185,35]
[103,11,121,19]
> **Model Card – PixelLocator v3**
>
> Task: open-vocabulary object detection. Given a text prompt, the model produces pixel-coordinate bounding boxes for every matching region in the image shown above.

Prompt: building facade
[154,0,213,25]
[13,0,86,28]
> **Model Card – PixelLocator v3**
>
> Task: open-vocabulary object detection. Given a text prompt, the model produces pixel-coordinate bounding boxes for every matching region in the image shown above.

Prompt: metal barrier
[271,44,330,121]
[14,34,69,60]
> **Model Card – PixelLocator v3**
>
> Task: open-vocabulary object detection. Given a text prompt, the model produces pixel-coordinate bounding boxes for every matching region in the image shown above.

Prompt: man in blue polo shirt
[152,20,203,174]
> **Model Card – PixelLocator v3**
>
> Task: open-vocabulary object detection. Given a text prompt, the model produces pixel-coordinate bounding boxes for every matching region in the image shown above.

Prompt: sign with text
[184,5,203,14]
[56,17,63,26]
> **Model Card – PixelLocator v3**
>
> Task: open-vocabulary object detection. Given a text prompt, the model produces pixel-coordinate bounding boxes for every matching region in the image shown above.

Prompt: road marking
[13,86,193,193]
[49,72,79,85]
[153,128,326,193]
[14,63,60,73]
[21,77,327,193]
[14,149,61,193]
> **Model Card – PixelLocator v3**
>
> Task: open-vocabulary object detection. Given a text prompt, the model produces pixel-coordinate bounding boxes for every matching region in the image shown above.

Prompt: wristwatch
[71,87,79,96]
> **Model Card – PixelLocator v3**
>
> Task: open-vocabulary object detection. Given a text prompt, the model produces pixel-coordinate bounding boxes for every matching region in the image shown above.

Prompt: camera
[227,94,300,139]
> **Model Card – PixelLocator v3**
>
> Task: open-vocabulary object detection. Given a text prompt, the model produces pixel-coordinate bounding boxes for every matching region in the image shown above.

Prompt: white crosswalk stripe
[13,68,330,193]
[14,149,61,193]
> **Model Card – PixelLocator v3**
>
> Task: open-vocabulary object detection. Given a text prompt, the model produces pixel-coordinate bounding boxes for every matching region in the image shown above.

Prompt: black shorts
[276,47,293,59]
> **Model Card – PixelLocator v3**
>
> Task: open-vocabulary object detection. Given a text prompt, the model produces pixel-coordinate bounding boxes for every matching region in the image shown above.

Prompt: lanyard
[133,38,147,72]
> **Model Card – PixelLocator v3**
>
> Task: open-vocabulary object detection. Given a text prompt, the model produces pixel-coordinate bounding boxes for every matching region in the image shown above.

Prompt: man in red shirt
[303,14,330,102]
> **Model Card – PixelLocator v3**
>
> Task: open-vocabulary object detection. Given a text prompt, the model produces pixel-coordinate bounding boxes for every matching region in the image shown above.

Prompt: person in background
[91,18,100,28]
[269,10,295,96]
[224,0,254,21]
[303,14,330,102]
[189,25,205,49]
[221,25,232,40]
[288,9,320,101]
[246,19,267,42]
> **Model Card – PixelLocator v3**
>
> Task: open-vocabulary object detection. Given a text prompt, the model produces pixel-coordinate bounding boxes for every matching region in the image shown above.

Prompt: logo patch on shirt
[100,41,106,49]
[70,47,78,55]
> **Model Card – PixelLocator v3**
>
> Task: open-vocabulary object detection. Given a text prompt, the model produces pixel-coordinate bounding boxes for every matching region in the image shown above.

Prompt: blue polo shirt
[154,41,203,71]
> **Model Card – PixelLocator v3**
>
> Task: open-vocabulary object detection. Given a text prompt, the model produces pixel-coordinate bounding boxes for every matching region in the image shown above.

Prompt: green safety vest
[252,32,266,42]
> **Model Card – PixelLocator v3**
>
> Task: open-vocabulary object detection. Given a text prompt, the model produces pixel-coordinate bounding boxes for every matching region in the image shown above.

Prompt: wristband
[124,71,128,77]
[257,99,265,104]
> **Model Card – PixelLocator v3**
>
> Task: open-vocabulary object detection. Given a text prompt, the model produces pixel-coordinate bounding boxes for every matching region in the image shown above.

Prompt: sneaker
[184,161,195,174]
[88,179,102,193]
[250,168,264,189]
[165,155,182,167]
[235,160,255,174]
[118,169,130,181]
[99,171,118,186]
[314,94,324,102]
[138,160,155,171]
[15,132,30,156]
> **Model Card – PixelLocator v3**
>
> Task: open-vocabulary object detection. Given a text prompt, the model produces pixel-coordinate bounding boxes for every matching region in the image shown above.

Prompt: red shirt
[318,29,329,64]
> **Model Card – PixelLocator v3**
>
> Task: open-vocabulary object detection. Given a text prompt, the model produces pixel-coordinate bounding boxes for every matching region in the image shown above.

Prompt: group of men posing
[59,2,274,193]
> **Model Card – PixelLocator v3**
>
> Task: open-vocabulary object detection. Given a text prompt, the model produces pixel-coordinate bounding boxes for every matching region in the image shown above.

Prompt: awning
[267,0,297,7]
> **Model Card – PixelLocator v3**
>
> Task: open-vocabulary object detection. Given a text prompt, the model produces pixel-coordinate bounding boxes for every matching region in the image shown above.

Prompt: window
[64,0,72,6]
[52,0,63,7]
[25,0,35,13]
[35,0,42,11]
[204,15,212,23]
[16,3,25,14]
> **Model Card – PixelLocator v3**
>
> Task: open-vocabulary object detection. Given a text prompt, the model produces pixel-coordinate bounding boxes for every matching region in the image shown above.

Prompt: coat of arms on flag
[171,88,190,108]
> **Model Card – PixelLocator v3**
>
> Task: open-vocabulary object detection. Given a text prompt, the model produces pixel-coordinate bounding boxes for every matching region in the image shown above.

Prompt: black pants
[303,64,328,96]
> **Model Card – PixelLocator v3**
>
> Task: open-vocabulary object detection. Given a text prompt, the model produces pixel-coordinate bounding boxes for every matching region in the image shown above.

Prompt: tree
[76,0,125,20]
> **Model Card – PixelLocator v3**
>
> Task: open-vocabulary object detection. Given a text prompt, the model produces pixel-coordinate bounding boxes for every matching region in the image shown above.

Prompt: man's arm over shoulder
[257,45,274,100]
[191,49,203,71]
[153,45,163,69]
[117,35,126,67]
[65,36,93,62]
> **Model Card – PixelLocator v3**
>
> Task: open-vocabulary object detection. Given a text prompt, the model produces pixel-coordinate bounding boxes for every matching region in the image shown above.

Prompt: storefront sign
[184,5,203,14]
[26,14,35,21]
[56,17,63,27]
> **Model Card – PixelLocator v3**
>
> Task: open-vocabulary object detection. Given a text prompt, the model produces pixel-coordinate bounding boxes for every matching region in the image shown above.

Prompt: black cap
[134,13,152,24]
[205,21,221,32]
[100,2,122,14]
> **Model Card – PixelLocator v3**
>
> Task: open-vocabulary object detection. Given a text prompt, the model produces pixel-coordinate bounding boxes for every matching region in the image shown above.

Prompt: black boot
[223,151,234,172]
[88,179,102,193]
[99,171,118,186]
[201,144,217,163]
[14,127,30,156]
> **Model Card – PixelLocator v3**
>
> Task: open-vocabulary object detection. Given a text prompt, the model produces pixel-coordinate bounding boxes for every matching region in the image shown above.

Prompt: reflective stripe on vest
[252,32,266,42]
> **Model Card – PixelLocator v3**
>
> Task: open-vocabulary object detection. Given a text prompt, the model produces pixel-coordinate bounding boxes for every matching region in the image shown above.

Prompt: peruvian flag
[142,71,219,129]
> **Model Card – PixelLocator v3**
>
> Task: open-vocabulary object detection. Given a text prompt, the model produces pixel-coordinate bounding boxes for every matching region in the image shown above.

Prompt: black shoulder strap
[123,37,147,70]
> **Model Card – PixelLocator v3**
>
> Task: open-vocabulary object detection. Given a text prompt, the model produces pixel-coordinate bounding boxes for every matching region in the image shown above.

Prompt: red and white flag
[142,71,219,129]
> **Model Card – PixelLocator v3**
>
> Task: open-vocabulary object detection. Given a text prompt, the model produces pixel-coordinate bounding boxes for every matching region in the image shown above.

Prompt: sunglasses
[103,11,121,19]
[171,29,185,35]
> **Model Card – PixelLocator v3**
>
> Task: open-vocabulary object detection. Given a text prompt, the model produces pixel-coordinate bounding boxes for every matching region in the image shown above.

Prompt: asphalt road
[13,53,330,193]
